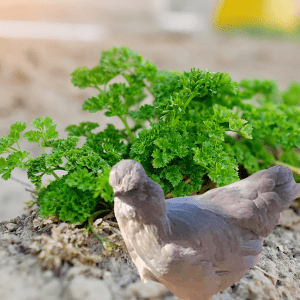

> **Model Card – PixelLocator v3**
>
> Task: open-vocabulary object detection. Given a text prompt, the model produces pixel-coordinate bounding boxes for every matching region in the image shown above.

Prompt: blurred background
[1,0,300,221]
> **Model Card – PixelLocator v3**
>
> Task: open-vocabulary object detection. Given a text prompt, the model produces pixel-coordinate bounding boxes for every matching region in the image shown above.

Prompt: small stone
[65,266,90,280]
[88,268,103,278]
[117,274,135,287]
[125,281,170,300]
[7,259,17,267]
[68,275,112,300]
[1,234,20,244]
[7,244,18,255]
[103,271,111,280]
[0,250,8,260]
[40,279,63,298]
[276,252,285,258]
[276,245,284,252]
[263,260,277,274]
[0,265,15,276]
[5,223,17,232]
[42,270,54,280]
[18,257,40,273]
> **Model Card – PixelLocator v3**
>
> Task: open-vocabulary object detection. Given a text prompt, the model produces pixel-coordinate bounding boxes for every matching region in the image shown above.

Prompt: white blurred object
[150,0,172,14]
[159,11,205,32]
[0,20,108,41]
[150,0,217,33]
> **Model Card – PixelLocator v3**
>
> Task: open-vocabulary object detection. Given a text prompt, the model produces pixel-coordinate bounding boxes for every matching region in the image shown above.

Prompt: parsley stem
[38,143,45,154]
[183,93,196,111]
[88,209,111,243]
[50,170,60,181]
[125,70,153,95]
[88,223,107,242]
[143,82,153,96]
[8,146,18,152]
[197,161,213,172]
[172,93,195,127]
[119,115,135,143]
[273,160,300,176]
[89,209,110,222]
[93,84,103,92]
[16,141,22,151]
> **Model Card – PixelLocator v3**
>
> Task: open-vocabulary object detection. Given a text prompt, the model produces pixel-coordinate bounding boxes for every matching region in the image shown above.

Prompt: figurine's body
[109,159,300,300]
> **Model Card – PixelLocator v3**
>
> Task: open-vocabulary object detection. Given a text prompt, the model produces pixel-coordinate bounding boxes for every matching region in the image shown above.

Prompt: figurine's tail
[224,165,300,238]
[249,165,300,237]
[268,165,300,211]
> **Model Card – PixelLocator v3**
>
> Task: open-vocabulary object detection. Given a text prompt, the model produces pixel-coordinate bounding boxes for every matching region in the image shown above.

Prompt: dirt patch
[0,202,300,300]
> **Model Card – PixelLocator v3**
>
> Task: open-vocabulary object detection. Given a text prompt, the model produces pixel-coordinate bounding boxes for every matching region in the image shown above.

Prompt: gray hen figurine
[109,159,300,300]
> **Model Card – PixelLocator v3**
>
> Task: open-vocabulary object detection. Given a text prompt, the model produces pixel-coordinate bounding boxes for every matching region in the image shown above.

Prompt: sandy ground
[1,2,300,221]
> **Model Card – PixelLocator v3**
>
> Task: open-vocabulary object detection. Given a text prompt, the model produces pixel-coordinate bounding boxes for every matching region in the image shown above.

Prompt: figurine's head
[109,159,147,197]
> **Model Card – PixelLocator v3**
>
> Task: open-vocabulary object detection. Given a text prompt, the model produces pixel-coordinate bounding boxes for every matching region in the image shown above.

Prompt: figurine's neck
[114,196,171,239]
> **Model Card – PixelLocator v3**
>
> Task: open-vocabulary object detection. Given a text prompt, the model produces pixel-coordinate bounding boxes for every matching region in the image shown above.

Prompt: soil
[1,2,300,299]
[0,201,300,300]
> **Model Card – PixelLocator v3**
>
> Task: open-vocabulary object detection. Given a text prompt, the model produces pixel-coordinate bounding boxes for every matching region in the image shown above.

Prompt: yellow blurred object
[213,0,300,32]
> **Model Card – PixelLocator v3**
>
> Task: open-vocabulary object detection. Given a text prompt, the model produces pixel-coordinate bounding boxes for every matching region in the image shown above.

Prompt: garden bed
[0,201,299,300]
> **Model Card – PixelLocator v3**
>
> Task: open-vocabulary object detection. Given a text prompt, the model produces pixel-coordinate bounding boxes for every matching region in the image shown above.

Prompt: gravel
[0,204,300,300]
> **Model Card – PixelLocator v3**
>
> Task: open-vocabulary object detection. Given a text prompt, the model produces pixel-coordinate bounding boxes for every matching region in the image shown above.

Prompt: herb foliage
[1,46,300,225]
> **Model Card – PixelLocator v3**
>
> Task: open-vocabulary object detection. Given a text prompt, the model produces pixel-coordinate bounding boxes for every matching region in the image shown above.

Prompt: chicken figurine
[109,159,300,300]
